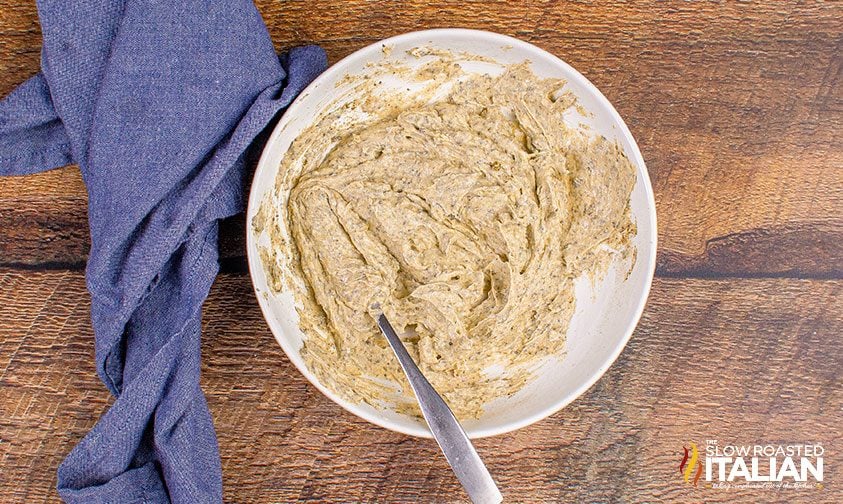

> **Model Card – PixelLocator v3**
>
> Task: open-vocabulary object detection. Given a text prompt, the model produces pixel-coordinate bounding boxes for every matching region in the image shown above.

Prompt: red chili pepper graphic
[680,446,689,474]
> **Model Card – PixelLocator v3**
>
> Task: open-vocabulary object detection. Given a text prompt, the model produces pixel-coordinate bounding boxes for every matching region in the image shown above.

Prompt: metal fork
[376,313,503,504]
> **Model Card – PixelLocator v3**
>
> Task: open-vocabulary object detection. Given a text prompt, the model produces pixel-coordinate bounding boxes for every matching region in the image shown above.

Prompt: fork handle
[377,314,503,504]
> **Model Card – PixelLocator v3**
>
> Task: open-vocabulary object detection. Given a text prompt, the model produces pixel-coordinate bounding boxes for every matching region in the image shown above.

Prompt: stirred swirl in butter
[255,49,636,419]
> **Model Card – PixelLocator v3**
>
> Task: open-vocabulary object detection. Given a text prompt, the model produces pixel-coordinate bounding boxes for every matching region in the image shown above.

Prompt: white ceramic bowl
[246,29,657,438]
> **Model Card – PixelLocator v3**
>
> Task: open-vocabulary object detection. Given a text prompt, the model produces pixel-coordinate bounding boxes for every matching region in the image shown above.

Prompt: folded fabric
[0,1,326,502]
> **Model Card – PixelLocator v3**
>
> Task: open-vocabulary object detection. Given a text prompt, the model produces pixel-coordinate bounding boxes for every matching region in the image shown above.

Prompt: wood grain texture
[1,1,842,503]
[0,0,41,98]
[0,1,841,276]
[1,270,841,503]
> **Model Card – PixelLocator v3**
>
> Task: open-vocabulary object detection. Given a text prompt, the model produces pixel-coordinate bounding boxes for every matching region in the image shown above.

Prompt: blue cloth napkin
[0,1,326,502]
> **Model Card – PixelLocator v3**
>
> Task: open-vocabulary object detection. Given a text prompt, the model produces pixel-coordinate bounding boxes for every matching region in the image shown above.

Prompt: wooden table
[1,2,841,502]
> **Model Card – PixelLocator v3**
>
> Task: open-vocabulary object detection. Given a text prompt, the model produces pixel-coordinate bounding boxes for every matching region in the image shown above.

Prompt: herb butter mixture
[254,50,636,420]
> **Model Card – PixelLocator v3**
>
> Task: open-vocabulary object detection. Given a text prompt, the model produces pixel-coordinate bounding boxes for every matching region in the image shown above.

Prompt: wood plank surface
[0,1,840,277]
[1,270,841,503]
[0,1,841,503]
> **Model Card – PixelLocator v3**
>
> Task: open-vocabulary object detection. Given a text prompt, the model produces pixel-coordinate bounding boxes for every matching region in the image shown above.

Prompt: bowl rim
[246,27,658,439]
